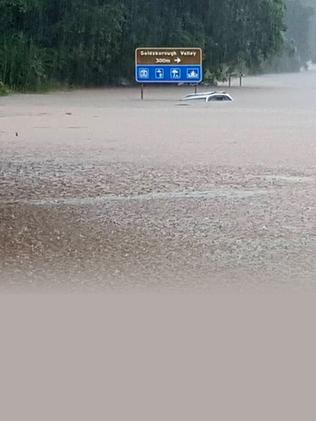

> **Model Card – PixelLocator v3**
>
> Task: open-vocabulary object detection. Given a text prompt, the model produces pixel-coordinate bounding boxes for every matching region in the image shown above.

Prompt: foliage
[0,80,10,95]
[0,0,287,89]
[263,0,315,72]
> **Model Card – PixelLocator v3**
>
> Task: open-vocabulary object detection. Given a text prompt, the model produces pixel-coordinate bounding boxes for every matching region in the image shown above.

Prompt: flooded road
[1,71,316,292]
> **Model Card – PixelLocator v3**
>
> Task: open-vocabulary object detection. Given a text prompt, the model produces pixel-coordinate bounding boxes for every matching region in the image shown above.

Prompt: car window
[208,95,230,101]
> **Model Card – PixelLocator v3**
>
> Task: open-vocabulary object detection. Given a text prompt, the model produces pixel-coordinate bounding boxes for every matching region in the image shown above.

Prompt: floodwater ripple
[0,188,268,207]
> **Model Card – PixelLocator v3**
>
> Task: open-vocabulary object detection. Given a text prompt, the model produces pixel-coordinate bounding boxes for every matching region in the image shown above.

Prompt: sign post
[135,47,203,98]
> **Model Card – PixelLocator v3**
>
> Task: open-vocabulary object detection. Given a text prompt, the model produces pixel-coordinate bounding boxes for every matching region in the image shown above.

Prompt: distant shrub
[0,81,10,96]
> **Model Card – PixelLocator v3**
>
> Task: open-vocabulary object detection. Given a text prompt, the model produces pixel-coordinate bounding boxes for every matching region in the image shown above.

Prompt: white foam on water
[264,175,313,183]
[1,188,268,207]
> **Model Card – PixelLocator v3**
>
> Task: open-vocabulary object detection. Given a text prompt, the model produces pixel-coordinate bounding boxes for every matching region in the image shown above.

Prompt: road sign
[135,48,203,84]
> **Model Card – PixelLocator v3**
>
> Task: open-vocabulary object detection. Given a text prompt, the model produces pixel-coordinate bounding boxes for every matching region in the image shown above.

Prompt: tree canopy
[263,0,315,72]
[0,0,309,90]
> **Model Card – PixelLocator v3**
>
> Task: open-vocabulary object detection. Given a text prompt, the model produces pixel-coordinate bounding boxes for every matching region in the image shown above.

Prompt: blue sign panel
[136,65,202,83]
[135,48,203,84]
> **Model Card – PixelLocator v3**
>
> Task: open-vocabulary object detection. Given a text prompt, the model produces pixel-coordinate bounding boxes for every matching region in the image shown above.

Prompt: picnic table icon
[187,69,199,79]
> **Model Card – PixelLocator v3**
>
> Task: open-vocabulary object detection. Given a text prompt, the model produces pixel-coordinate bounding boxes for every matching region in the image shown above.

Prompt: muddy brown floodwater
[1,71,316,292]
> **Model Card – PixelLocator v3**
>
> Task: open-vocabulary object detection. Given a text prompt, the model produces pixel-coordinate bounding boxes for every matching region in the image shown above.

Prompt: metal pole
[141,83,144,100]
[194,84,198,94]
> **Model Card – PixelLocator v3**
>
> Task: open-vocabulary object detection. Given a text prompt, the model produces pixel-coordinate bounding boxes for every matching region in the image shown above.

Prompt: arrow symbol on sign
[174,57,181,64]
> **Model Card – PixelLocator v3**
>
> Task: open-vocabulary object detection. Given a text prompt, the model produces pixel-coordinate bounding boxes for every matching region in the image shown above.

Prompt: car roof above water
[182,91,233,102]
[183,91,216,98]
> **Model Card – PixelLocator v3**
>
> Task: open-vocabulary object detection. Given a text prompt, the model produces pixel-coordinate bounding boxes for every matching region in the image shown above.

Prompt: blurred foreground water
[1,71,316,292]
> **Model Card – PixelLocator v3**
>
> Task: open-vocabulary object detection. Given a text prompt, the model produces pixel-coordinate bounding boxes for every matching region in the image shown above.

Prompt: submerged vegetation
[0,0,315,91]
[0,81,10,95]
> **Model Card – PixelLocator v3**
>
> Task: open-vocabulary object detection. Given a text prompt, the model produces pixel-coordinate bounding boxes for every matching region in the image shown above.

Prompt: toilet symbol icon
[138,68,149,79]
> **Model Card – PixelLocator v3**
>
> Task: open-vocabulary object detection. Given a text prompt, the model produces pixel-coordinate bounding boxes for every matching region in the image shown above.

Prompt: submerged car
[182,91,233,102]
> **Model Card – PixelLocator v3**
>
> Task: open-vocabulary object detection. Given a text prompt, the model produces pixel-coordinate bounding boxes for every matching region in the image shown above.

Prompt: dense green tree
[0,0,286,90]
[263,0,315,72]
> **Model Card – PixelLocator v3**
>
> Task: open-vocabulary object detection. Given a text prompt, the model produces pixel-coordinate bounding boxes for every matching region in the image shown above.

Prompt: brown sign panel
[136,47,202,66]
